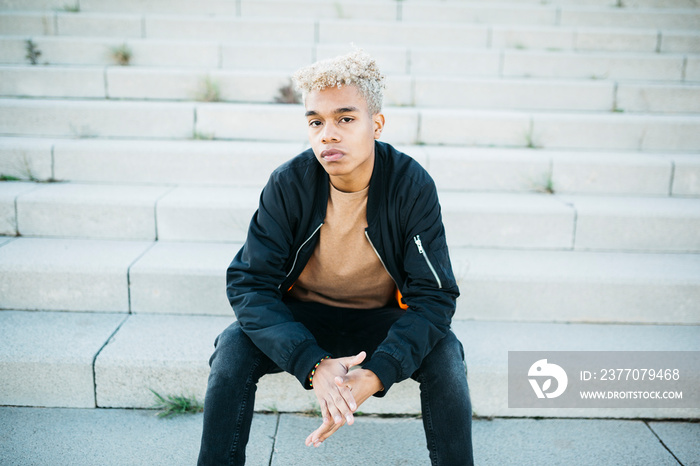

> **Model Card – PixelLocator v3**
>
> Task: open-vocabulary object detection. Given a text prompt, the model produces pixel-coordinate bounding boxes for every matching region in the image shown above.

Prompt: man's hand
[305,352,384,447]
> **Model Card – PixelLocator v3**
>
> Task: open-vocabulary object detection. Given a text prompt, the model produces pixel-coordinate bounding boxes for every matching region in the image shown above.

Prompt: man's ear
[373,113,385,139]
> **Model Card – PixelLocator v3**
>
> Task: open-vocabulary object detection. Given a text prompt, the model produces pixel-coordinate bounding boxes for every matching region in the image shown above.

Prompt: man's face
[304,85,384,192]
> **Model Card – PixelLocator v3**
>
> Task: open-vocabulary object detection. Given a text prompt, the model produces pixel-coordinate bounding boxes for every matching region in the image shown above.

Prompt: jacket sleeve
[362,178,460,393]
[226,173,330,387]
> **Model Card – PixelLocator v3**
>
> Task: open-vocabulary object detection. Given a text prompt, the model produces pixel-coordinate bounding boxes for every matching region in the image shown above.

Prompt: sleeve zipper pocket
[414,235,442,289]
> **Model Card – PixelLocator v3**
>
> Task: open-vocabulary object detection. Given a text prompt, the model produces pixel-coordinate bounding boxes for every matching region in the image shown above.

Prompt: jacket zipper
[413,235,443,289]
[282,222,323,287]
[365,231,399,288]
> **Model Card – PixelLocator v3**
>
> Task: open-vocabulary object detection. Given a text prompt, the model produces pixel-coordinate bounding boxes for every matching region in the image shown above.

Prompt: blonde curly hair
[292,49,386,115]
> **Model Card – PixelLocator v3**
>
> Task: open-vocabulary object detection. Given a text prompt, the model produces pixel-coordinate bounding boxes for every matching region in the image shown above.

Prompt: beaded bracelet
[309,356,330,388]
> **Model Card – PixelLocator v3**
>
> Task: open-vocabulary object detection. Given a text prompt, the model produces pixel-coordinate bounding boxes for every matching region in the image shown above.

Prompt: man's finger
[305,415,333,447]
[334,376,357,412]
[325,398,345,425]
[307,420,336,447]
[314,422,344,446]
[346,351,366,368]
[319,399,329,424]
[309,421,344,447]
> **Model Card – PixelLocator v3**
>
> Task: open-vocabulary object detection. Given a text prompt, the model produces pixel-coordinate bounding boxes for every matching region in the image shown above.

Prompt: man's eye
[309,121,321,127]
[340,117,353,123]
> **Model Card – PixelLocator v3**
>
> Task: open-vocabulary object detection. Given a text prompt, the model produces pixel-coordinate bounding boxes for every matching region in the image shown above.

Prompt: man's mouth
[320,149,344,162]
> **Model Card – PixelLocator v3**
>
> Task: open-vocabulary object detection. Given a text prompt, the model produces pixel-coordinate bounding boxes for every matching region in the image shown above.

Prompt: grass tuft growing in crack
[150,389,203,418]
[274,79,301,104]
[25,40,42,65]
[61,3,80,12]
[110,43,132,66]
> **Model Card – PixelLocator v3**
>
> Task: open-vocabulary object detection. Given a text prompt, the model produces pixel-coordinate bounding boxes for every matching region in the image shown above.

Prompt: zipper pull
[414,235,424,254]
[413,234,443,289]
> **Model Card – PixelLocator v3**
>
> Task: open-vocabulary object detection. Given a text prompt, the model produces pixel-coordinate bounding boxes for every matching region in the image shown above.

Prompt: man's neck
[328,152,375,193]
[329,177,371,193]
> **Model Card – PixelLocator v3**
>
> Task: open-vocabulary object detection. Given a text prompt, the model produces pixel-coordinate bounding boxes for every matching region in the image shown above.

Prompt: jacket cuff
[363,353,402,394]
[289,340,331,389]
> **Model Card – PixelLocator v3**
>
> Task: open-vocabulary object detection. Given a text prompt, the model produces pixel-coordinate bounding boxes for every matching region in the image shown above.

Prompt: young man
[198,50,474,465]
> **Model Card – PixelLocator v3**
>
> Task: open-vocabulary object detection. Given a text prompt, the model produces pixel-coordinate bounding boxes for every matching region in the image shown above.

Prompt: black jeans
[197,299,474,465]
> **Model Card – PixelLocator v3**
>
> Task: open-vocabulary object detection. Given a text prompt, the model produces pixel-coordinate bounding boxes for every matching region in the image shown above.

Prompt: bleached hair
[292,49,385,115]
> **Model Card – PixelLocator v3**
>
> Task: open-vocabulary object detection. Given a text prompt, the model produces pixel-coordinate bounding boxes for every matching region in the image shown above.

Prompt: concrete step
[0,65,106,99]
[342,46,691,81]
[558,5,700,29]
[128,241,700,323]
[15,183,173,240]
[445,192,700,251]
[560,194,700,251]
[616,82,700,113]
[4,64,698,114]
[475,0,700,6]
[3,98,699,150]
[125,242,700,324]
[5,182,700,249]
[0,65,409,108]
[0,310,127,408]
[452,247,700,323]
[0,98,196,139]
[0,237,153,312]
[497,49,688,82]
[0,36,314,71]
[4,11,700,54]
[415,78,700,113]
[688,55,700,81]
[0,137,311,188]
[319,21,698,53]
[426,147,684,196]
[4,138,697,197]
[671,154,700,196]
[142,15,317,42]
[94,316,700,418]
[2,237,698,323]
[0,1,656,27]
[490,25,699,54]
[0,181,38,235]
[421,109,700,151]
[59,138,308,187]
[3,309,698,419]
[2,409,697,466]
[0,137,55,182]
[3,65,700,114]
[3,0,699,14]
[1,34,696,83]
[402,4,700,29]
[660,30,700,53]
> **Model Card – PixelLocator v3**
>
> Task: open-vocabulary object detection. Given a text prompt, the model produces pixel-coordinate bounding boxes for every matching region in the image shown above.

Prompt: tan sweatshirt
[289,183,396,309]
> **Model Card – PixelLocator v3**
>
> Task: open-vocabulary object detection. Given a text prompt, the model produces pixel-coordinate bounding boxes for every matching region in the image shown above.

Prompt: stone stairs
[1,0,699,420]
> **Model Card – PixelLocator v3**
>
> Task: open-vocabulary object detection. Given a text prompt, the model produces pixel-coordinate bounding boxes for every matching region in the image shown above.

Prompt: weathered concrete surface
[451,247,700,324]
[648,421,700,466]
[0,181,38,235]
[565,195,700,252]
[0,408,274,466]
[1,408,694,466]
[94,314,234,408]
[0,238,153,312]
[0,137,53,182]
[129,241,242,316]
[0,311,125,407]
[16,183,171,240]
[89,313,700,419]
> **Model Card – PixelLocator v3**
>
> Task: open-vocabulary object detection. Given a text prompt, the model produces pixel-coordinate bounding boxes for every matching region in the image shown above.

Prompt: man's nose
[321,124,340,143]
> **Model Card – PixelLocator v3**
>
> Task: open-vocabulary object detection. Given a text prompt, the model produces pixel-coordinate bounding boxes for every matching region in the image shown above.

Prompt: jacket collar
[366,140,388,229]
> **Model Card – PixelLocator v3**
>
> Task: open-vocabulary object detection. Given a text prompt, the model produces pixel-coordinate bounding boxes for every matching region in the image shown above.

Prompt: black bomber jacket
[226,140,460,393]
